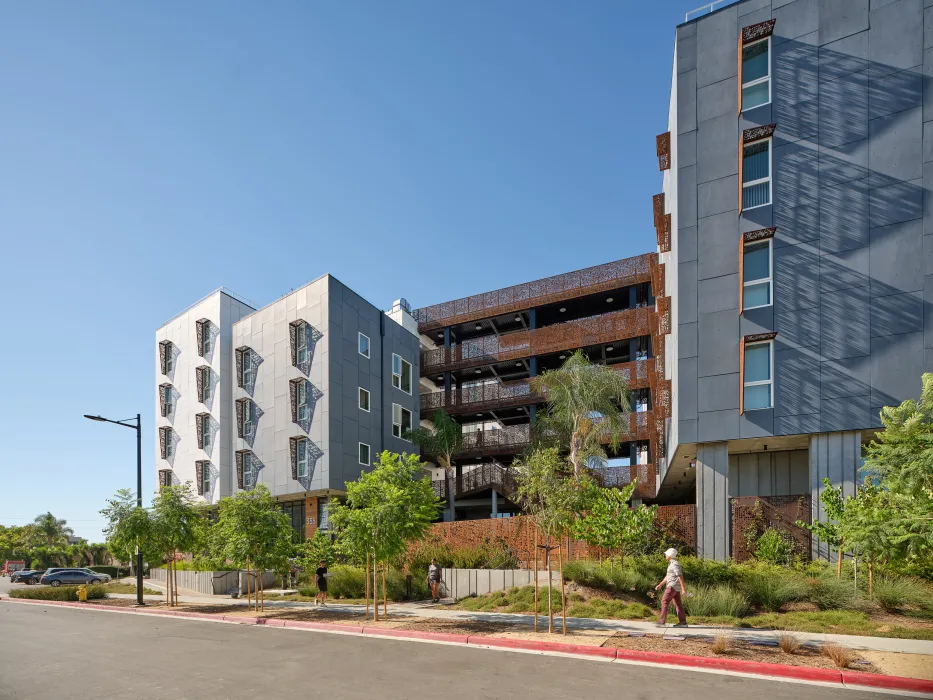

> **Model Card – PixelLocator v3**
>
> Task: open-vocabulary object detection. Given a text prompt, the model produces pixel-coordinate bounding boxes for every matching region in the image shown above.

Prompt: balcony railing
[414,255,654,332]
[421,359,655,415]
[422,307,653,374]
[590,463,657,500]
[432,462,519,501]
[456,424,532,458]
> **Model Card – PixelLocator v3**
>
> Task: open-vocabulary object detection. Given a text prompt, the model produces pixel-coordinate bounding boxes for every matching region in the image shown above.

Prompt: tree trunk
[173,555,179,606]
[246,560,252,612]
[837,543,843,579]
[365,552,371,621]
[546,535,553,634]
[558,541,567,635]
[869,558,874,600]
[446,467,456,522]
[533,528,539,633]
[382,564,388,619]
[373,554,379,622]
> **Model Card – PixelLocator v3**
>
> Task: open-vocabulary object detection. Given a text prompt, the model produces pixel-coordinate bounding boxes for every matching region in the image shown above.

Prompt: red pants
[658,587,686,625]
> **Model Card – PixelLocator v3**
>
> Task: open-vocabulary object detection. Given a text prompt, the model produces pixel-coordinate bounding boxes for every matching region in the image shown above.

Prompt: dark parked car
[39,569,109,587]
[11,569,45,584]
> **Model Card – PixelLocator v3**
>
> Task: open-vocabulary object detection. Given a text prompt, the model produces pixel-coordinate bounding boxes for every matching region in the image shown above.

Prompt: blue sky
[0,0,705,541]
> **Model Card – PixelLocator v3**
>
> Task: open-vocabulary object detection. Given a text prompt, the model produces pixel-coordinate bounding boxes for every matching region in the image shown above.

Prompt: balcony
[591,463,657,500]
[414,255,654,333]
[432,462,518,501]
[422,307,653,374]
[420,359,655,416]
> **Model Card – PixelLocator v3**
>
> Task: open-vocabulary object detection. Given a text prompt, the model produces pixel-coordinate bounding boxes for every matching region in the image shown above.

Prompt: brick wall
[415,505,696,567]
[731,495,811,562]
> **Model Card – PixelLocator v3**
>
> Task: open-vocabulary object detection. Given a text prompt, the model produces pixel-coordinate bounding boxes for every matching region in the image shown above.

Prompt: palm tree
[405,410,464,521]
[531,350,632,479]
[33,512,73,547]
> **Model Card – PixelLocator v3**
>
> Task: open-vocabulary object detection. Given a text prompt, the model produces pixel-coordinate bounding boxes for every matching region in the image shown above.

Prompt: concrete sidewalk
[112,578,933,656]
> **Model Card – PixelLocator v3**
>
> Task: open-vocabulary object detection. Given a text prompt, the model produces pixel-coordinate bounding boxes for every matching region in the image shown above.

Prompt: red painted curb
[467,635,618,660]
[842,671,933,695]
[259,618,287,627]
[362,627,471,644]
[225,615,257,624]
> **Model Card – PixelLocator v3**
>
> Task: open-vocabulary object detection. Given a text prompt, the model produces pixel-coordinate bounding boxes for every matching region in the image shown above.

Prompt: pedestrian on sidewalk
[654,547,688,627]
[427,558,442,603]
[315,560,328,606]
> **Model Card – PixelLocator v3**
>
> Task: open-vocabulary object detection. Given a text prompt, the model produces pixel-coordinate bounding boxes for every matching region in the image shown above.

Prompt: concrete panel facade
[696,442,730,560]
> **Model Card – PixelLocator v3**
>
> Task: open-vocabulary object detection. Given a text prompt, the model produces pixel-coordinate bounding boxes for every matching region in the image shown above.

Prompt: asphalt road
[0,604,895,700]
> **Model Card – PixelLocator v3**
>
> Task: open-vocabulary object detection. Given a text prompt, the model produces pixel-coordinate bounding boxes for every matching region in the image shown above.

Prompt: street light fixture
[84,413,145,606]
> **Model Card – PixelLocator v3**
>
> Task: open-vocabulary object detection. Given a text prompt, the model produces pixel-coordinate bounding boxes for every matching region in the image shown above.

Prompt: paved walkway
[117,578,933,656]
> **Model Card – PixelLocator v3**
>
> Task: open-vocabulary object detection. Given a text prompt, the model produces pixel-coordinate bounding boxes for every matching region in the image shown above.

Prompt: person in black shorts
[315,560,328,606]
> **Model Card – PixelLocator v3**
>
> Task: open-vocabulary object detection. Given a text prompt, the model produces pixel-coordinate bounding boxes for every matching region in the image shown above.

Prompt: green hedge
[10,585,106,601]
[89,566,119,579]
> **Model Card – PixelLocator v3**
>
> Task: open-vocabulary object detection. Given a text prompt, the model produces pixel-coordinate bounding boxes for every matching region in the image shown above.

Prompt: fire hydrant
[77,584,88,602]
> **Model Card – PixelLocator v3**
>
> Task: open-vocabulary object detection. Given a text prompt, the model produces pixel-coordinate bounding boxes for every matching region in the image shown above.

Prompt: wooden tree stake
[558,541,567,635]
[533,528,539,633]
[365,552,371,621]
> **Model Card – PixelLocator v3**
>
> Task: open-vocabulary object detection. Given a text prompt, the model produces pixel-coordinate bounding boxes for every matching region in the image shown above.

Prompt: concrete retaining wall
[150,568,278,595]
[440,568,559,601]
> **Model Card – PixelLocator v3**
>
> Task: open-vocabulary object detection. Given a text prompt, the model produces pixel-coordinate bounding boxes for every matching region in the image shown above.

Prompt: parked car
[11,569,46,584]
[39,569,110,587]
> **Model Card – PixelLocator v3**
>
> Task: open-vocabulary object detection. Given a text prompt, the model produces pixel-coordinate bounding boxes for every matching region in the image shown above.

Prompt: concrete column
[491,489,498,518]
[528,308,536,331]
[443,327,451,348]
[629,284,637,309]
[529,356,538,377]
[695,442,729,561]
[809,431,862,561]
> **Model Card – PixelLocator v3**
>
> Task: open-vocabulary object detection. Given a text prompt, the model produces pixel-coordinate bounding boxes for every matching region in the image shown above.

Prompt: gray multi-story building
[656,0,931,559]
[155,277,420,539]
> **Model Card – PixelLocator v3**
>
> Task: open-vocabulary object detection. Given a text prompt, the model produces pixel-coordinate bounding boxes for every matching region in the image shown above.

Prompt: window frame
[243,400,253,440]
[392,353,412,394]
[743,340,774,411]
[297,439,309,478]
[242,352,253,387]
[359,441,371,466]
[742,138,772,210]
[165,435,174,459]
[359,387,371,412]
[243,455,255,489]
[296,324,308,365]
[201,414,211,451]
[297,381,308,422]
[165,350,173,374]
[358,332,371,359]
[202,465,211,495]
[392,403,412,440]
[741,37,771,112]
[743,238,773,310]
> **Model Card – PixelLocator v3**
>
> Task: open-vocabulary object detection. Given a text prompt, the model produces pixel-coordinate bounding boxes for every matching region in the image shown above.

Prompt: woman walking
[315,560,329,606]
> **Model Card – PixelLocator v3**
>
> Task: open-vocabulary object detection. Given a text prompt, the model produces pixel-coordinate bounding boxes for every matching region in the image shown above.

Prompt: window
[242,354,252,387]
[165,350,173,374]
[165,436,174,459]
[358,332,370,359]
[741,38,770,111]
[318,499,330,531]
[200,414,211,451]
[163,386,174,415]
[359,442,371,465]
[743,140,771,209]
[743,239,772,309]
[243,401,254,440]
[359,387,370,412]
[202,332,212,357]
[297,324,308,365]
[297,439,309,478]
[392,403,412,439]
[744,341,773,410]
[392,354,412,394]
[243,455,255,489]
[202,465,211,495]
[297,381,308,421]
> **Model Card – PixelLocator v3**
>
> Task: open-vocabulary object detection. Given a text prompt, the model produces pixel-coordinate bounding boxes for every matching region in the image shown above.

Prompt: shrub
[10,585,106,601]
[567,599,654,620]
[326,565,367,598]
[753,529,797,566]
[563,560,654,596]
[778,633,802,655]
[873,576,930,613]
[89,566,119,579]
[684,585,751,618]
[711,632,733,654]
[679,557,743,587]
[741,567,807,612]
[403,536,518,573]
[821,643,855,669]
[808,575,859,611]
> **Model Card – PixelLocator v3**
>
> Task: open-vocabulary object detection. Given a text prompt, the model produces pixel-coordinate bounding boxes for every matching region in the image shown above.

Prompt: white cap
[664,548,678,558]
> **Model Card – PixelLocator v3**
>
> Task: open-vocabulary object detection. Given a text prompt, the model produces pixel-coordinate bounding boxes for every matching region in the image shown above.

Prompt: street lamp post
[84,413,145,606]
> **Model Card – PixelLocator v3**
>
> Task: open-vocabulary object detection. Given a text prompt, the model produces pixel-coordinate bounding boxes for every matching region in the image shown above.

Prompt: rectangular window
[359,387,370,412]
[242,354,252,387]
[201,414,211,451]
[297,324,308,365]
[742,140,771,209]
[202,466,211,495]
[744,341,773,410]
[358,332,370,359]
[165,436,174,459]
[243,401,253,440]
[318,499,330,531]
[297,439,309,478]
[243,455,255,489]
[297,381,308,421]
[165,351,173,374]
[359,442,371,466]
[742,38,770,111]
[743,239,772,309]
[392,403,412,439]
[203,333,212,357]
[392,354,412,394]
